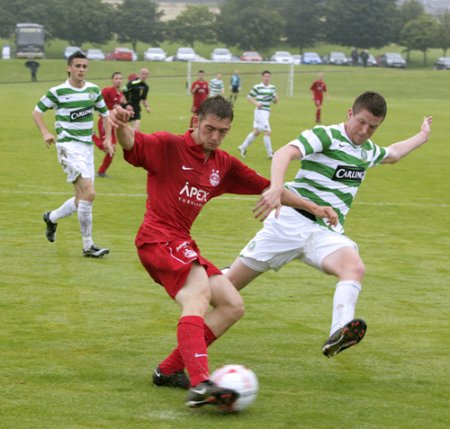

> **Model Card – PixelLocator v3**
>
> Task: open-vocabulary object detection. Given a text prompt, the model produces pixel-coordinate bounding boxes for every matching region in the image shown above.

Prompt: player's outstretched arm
[253,188,338,226]
[383,116,432,164]
[109,105,135,151]
[256,144,302,217]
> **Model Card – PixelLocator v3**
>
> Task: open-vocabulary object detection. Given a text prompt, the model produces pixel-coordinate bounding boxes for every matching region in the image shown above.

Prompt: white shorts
[56,142,94,183]
[253,109,271,132]
[239,206,358,272]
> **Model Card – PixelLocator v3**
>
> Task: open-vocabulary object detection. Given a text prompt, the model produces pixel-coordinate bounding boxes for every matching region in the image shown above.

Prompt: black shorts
[231,85,239,94]
[130,105,141,121]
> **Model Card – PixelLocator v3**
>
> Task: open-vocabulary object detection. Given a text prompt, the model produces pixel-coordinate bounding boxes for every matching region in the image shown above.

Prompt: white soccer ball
[210,364,258,412]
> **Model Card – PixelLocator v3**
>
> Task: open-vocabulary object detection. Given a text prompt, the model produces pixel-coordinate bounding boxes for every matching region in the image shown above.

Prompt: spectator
[25,60,40,82]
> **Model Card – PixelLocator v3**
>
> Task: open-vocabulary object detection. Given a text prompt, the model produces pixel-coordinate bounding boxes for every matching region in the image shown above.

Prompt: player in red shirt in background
[310,72,328,124]
[107,96,336,409]
[93,72,127,177]
[190,70,209,128]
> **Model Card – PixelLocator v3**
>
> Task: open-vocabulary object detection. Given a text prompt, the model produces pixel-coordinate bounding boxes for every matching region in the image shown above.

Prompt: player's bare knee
[85,189,96,202]
[350,259,366,281]
[228,293,245,322]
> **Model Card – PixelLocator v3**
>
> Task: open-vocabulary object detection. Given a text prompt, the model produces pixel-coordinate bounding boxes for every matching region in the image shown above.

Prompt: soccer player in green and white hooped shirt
[208,72,225,97]
[238,70,279,159]
[32,51,113,258]
[225,92,432,358]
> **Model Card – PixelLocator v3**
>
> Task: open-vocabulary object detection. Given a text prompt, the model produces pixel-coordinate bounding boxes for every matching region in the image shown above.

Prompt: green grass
[0,59,449,429]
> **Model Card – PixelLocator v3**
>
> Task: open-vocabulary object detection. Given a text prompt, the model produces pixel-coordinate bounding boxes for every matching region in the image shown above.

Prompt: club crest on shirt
[209,169,220,187]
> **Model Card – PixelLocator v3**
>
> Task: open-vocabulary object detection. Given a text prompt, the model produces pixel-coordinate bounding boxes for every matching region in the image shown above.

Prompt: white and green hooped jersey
[35,80,108,145]
[286,123,389,234]
[209,78,224,97]
[248,83,277,111]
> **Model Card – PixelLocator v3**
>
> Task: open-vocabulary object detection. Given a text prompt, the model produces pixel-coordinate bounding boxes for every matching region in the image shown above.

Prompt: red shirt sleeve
[220,155,270,195]
[123,131,165,172]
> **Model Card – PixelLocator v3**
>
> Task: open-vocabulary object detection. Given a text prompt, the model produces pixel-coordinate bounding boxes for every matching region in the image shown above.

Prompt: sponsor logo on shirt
[69,107,93,122]
[332,165,366,182]
[179,181,210,207]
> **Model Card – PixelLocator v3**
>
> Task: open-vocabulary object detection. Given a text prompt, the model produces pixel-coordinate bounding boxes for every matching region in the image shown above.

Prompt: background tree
[47,0,114,46]
[115,0,164,52]
[216,0,284,52]
[394,0,426,43]
[435,11,450,56]
[0,0,51,39]
[398,0,425,24]
[275,0,326,54]
[400,15,438,65]
[167,4,216,48]
[324,0,398,49]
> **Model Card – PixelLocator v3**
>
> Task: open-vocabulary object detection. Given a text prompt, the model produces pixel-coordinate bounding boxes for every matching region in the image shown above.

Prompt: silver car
[144,47,167,61]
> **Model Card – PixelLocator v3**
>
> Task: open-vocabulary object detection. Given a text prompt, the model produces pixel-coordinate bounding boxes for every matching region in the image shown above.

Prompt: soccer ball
[210,364,258,412]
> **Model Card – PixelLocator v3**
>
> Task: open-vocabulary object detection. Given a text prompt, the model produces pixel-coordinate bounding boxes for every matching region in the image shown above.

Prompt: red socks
[159,317,217,387]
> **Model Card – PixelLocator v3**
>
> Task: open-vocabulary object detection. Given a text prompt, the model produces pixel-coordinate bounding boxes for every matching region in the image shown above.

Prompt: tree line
[1,0,450,64]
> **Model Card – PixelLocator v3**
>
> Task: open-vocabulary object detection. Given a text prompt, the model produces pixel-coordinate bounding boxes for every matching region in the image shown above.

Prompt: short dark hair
[352,91,387,119]
[197,95,234,122]
[111,71,122,79]
[67,51,87,66]
[261,70,271,76]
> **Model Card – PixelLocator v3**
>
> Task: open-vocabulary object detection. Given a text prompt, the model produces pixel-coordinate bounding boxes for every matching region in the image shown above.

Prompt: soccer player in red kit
[310,72,328,123]
[190,70,209,128]
[108,96,337,409]
[93,72,126,176]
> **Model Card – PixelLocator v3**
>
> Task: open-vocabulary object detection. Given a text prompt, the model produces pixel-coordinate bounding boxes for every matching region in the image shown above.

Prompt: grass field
[0,59,449,429]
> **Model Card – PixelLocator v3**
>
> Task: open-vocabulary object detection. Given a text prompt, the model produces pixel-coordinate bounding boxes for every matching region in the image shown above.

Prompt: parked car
[271,51,294,64]
[211,48,232,62]
[301,52,322,65]
[292,54,302,65]
[174,47,196,61]
[323,51,350,65]
[434,56,450,70]
[144,47,167,61]
[106,47,137,61]
[86,48,105,61]
[240,51,263,62]
[64,46,83,58]
[378,53,406,68]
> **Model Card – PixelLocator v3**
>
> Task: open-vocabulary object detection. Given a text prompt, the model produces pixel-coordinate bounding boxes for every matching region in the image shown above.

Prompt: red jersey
[124,130,270,247]
[102,86,124,110]
[191,80,209,110]
[310,80,327,100]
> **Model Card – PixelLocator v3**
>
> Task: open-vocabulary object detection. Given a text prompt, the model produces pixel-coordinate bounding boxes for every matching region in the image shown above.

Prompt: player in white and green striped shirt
[208,72,225,97]
[239,70,279,159]
[32,51,112,258]
[227,91,432,357]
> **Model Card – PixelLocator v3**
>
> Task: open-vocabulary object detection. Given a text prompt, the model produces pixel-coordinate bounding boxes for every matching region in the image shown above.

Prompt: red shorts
[313,97,323,107]
[137,240,222,299]
[93,117,117,150]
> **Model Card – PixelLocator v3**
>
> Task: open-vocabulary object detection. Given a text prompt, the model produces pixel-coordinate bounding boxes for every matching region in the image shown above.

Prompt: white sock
[241,132,256,150]
[77,200,94,250]
[49,197,77,223]
[263,135,273,157]
[330,281,361,335]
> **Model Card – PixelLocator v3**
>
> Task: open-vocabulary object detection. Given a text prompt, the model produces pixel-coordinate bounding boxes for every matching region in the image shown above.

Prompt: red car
[106,47,136,61]
[240,51,263,62]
